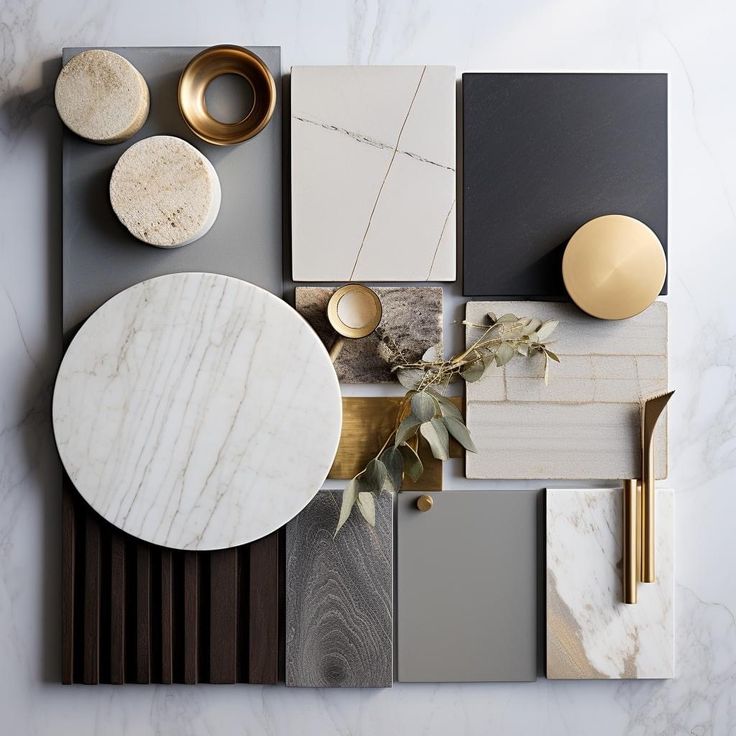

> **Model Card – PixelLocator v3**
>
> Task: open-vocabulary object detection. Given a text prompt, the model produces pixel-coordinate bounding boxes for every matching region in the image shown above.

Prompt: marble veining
[546,488,674,679]
[291,65,456,281]
[52,273,342,550]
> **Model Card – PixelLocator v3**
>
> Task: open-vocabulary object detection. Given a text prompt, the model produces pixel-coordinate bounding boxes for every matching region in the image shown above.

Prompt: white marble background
[1,0,734,734]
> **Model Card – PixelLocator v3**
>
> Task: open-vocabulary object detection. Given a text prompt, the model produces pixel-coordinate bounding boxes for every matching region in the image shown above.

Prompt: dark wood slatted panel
[62,486,284,684]
[248,531,280,684]
[61,479,75,685]
[83,511,101,684]
[136,544,151,683]
[109,534,126,684]
[210,549,239,683]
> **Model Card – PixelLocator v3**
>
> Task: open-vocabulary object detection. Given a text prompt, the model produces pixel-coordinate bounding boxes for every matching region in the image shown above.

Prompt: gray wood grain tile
[286,491,393,688]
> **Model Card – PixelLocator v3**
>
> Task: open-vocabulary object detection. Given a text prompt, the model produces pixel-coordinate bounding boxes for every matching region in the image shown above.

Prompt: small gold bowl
[178,45,276,146]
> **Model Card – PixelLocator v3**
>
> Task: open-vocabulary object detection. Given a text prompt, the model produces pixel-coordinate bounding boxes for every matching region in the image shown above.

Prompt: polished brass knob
[416,494,433,512]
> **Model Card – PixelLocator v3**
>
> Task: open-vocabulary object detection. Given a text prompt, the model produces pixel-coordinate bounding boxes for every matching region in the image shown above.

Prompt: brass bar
[622,479,638,604]
[640,437,656,583]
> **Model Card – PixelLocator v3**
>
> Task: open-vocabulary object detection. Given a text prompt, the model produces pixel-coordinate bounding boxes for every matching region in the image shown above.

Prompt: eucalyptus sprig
[335,312,560,534]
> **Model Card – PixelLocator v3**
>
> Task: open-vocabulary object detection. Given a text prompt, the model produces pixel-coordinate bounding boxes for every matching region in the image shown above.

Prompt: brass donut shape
[178,45,276,145]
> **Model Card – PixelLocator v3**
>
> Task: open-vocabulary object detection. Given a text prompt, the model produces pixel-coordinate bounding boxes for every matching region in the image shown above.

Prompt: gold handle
[640,437,655,583]
[622,479,638,604]
[416,495,433,512]
[328,337,345,363]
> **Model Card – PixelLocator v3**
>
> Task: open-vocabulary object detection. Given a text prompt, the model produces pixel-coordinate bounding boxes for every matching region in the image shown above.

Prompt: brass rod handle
[328,337,345,363]
[640,440,656,583]
[622,479,638,604]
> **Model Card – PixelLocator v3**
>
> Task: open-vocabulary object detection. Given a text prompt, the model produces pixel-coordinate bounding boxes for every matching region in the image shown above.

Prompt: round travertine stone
[55,49,150,144]
[109,135,221,248]
[52,273,343,551]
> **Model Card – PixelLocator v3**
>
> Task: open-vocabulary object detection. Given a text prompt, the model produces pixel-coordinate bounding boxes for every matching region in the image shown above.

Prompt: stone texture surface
[546,488,674,679]
[296,286,443,383]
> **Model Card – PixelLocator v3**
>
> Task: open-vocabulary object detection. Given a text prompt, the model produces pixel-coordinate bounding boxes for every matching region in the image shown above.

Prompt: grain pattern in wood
[286,491,393,688]
[135,544,151,683]
[465,301,668,480]
[61,479,76,685]
[182,551,199,684]
[209,548,239,683]
[248,531,280,684]
[159,549,173,683]
[109,534,126,684]
[83,510,101,684]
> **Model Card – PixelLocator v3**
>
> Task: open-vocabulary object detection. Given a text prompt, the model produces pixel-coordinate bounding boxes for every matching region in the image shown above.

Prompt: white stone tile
[291,65,456,281]
[465,301,669,480]
[546,488,674,679]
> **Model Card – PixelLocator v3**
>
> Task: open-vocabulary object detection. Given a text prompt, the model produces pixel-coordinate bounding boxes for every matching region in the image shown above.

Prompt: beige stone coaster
[55,49,149,144]
[109,135,221,248]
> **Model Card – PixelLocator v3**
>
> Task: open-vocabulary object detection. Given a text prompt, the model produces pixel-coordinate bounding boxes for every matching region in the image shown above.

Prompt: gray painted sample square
[462,72,667,297]
[295,286,443,383]
[286,491,393,688]
[62,46,282,335]
[397,491,538,682]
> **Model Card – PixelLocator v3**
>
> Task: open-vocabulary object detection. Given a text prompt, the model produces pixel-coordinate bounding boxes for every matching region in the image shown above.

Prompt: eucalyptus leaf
[517,343,529,357]
[536,319,559,342]
[422,344,443,362]
[399,443,424,481]
[380,446,404,491]
[363,458,387,491]
[496,313,519,323]
[396,368,424,390]
[461,360,486,383]
[431,391,463,421]
[544,354,550,386]
[411,391,436,422]
[522,318,542,335]
[395,415,422,446]
[545,348,560,363]
[420,418,450,460]
[335,476,360,535]
[357,491,376,526]
[487,312,497,322]
[495,342,516,367]
[443,415,478,452]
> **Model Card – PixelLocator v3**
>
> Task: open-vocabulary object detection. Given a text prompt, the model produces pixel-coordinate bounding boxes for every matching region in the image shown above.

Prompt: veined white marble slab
[291,65,456,281]
[52,273,342,550]
[465,301,668,479]
[546,488,674,679]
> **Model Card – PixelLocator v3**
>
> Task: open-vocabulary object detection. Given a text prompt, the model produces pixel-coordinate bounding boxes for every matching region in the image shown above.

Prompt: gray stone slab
[295,286,443,383]
[62,46,282,334]
[286,491,393,688]
[397,490,538,682]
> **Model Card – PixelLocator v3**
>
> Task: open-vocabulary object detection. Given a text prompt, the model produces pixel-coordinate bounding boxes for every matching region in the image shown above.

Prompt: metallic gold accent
[622,479,639,604]
[329,396,463,491]
[326,284,383,339]
[178,45,276,146]
[640,390,674,583]
[416,494,434,512]
[562,214,666,320]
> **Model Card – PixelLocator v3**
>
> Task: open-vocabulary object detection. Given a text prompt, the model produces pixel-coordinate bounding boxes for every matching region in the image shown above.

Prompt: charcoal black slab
[462,72,668,297]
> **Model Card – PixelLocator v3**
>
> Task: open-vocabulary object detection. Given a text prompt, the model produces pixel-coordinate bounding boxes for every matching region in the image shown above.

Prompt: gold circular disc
[562,214,666,320]
[326,284,383,339]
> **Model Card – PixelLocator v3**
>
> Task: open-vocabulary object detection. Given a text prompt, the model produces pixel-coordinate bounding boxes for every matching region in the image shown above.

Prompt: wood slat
[249,531,280,684]
[209,549,239,683]
[135,544,151,683]
[109,534,126,684]
[83,510,101,684]
[61,479,76,685]
[160,549,173,684]
[183,551,199,684]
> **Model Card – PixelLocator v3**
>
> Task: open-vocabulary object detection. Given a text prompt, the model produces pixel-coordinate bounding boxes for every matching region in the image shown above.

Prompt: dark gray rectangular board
[462,72,667,298]
[61,46,283,335]
[397,491,538,682]
[286,491,393,688]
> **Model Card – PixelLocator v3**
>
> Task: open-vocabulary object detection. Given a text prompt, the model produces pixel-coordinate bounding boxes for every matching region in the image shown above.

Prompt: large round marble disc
[53,273,342,550]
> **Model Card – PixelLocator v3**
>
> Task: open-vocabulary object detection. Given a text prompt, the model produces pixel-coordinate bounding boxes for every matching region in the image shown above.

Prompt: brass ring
[178,45,276,146]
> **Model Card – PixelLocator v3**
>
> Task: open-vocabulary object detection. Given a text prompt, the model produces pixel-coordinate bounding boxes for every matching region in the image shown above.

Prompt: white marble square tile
[546,488,675,679]
[465,301,669,479]
[291,65,456,281]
